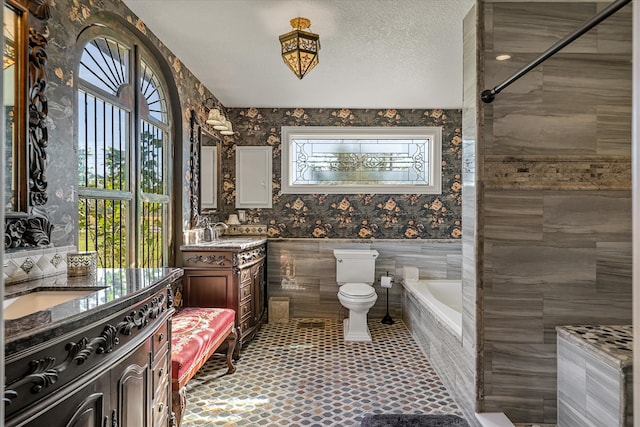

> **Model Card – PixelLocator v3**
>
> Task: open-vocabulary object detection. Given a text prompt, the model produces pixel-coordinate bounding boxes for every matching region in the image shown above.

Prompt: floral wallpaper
[35,0,461,250]
[42,0,223,249]
[218,108,462,240]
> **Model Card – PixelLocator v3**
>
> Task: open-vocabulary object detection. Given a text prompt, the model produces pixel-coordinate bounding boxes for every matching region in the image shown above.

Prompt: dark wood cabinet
[113,343,153,427]
[183,268,236,308]
[25,370,111,427]
[181,243,266,352]
[251,260,266,326]
[4,283,175,427]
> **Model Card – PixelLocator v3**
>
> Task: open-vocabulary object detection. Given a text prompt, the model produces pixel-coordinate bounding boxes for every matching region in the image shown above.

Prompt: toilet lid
[339,282,376,298]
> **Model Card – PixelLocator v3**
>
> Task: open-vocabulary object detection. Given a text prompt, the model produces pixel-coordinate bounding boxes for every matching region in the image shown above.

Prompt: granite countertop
[556,325,633,368]
[180,236,267,251]
[5,267,183,355]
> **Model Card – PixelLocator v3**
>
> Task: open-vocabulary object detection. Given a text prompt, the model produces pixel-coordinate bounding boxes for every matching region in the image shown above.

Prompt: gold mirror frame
[4,0,27,215]
[4,0,52,250]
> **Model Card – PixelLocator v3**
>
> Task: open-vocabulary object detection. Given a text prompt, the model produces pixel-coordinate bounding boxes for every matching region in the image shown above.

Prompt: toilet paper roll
[381,276,393,288]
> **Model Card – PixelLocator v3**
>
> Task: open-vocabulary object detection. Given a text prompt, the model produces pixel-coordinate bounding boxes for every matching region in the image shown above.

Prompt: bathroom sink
[196,237,261,247]
[3,289,99,320]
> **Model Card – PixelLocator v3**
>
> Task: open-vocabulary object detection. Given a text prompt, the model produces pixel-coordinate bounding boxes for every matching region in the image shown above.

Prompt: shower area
[406,0,634,425]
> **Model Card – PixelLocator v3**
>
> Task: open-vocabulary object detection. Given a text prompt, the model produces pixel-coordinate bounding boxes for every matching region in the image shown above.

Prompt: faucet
[212,222,229,240]
[193,215,215,242]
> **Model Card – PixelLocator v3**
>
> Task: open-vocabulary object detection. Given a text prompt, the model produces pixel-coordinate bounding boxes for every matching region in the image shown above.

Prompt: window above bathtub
[280,126,442,194]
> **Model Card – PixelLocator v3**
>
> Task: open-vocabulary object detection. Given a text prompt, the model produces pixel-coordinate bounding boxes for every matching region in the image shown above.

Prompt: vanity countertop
[556,325,633,368]
[4,267,183,355]
[180,236,267,251]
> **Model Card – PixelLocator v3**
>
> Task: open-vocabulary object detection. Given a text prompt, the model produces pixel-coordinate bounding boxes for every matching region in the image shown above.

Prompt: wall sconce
[203,97,234,135]
[279,17,320,79]
[220,122,234,135]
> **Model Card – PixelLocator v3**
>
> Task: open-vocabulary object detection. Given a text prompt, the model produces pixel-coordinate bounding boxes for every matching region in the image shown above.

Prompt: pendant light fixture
[279,17,320,79]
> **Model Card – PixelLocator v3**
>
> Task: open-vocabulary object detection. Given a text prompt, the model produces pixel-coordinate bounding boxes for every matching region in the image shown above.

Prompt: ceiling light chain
[279,17,320,80]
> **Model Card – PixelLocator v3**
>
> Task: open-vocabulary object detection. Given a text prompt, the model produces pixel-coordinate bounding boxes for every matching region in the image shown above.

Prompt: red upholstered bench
[171,307,237,426]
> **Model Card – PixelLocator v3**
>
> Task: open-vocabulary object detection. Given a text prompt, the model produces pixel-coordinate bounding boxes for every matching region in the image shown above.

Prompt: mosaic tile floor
[182,318,464,426]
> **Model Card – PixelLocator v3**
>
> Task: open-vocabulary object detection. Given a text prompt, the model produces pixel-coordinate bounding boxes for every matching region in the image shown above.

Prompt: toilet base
[343,318,372,342]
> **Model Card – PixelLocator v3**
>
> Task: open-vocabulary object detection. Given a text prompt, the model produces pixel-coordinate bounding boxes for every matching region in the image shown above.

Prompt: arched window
[76,27,172,268]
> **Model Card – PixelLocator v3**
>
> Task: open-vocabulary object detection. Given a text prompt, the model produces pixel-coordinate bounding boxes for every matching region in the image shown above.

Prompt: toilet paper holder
[380,274,394,288]
[381,271,394,325]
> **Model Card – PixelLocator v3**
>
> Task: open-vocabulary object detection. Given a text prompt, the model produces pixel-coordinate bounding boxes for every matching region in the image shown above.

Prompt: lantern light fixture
[279,17,320,80]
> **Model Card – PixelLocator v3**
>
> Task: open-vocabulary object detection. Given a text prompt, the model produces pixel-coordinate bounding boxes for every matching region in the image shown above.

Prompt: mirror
[4,0,27,213]
[4,0,53,250]
[188,110,221,227]
[200,129,220,211]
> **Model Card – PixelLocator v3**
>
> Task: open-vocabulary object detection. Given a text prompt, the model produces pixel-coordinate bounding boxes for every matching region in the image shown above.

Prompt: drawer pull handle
[158,368,163,377]
[158,333,164,342]
[158,403,164,412]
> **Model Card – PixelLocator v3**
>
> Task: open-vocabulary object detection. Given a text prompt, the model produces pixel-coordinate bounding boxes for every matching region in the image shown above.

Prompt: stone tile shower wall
[475,1,633,424]
[222,108,463,240]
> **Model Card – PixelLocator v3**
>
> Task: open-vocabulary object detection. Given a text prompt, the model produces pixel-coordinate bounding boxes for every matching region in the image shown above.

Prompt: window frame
[280,126,442,194]
[75,25,172,268]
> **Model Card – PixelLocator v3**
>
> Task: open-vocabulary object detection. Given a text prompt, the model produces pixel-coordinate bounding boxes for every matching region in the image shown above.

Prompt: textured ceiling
[123,0,475,109]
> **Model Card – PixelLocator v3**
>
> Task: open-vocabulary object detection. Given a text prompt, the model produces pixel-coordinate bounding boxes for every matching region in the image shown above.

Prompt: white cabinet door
[236,146,272,208]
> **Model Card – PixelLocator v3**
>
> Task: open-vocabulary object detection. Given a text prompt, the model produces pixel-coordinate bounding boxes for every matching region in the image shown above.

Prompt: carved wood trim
[189,110,201,227]
[4,292,167,405]
[185,254,230,266]
[237,246,266,267]
[28,27,48,207]
[5,0,52,250]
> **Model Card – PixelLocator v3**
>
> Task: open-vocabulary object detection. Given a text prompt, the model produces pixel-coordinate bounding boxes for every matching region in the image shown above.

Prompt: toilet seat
[339,282,376,299]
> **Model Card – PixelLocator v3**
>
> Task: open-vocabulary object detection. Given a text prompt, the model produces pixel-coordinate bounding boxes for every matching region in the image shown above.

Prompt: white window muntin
[281,126,442,194]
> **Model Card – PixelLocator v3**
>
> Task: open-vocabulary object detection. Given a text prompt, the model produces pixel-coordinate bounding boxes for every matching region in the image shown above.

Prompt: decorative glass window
[281,126,442,194]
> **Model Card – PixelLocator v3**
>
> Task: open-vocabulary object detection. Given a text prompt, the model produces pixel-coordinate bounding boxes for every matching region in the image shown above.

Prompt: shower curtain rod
[481,0,632,104]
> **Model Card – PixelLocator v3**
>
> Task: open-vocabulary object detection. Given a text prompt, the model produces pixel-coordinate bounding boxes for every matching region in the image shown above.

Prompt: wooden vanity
[180,237,267,354]
[4,268,182,427]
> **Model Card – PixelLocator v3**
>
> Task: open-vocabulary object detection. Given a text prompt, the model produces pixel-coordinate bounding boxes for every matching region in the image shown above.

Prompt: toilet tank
[333,249,379,284]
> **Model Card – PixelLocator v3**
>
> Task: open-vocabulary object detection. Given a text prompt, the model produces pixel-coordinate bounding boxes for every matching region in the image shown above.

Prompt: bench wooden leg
[172,386,187,427]
[226,328,238,374]
[233,327,242,360]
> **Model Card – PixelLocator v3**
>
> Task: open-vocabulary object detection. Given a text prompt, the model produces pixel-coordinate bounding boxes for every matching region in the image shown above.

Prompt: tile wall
[403,289,478,427]
[473,1,633,423]
[267,239,461,322]
[4,245,75,284]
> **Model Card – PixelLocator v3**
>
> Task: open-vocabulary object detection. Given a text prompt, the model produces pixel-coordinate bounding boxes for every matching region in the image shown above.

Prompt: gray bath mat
[360,413,469,427]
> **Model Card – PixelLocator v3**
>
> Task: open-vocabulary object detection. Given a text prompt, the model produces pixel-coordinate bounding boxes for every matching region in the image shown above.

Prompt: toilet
[333,249,379,342]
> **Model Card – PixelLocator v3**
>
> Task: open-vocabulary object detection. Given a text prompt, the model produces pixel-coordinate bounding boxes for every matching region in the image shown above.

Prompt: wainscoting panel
[267,239,462,322]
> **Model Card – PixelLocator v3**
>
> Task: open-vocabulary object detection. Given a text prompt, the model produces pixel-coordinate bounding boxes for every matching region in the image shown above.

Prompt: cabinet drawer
[152,349,170,398]
[240,299,252,319]
[240,268,251,284]
[152,380,170,427]
[240,283,251,301]
[182,251,234,268]
[240,317,251,334]
[152,318,169,359]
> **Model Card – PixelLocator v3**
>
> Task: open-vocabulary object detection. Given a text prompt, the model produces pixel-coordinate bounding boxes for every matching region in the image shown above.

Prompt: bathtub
[402,279,462,338]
